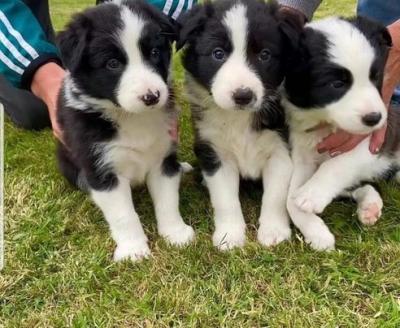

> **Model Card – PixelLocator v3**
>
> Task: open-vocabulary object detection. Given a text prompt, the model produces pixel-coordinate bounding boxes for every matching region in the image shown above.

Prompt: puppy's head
[58,0,177,113]
[285,16,392,134]
[178,0,299,112]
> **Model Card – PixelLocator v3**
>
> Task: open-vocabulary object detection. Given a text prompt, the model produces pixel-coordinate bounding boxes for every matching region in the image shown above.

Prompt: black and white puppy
[57,0,194,262]
[178,0,297,250]
[284,16,399,250]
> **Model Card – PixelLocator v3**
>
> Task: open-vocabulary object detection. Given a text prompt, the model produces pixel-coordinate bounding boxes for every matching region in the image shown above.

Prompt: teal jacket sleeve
[0,0,60,89]
[150,0,197,20]
[97,0,198,20]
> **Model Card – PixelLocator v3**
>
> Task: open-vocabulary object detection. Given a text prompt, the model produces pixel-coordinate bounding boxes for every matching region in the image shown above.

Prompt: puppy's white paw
[213,223,246,251]
[257,223,291,247]
[160,223,195,246]
[357,202,382,226]
[304,223,335,251]
[294,186,331,214]
[113,240,151,262]
[180,162,193,173]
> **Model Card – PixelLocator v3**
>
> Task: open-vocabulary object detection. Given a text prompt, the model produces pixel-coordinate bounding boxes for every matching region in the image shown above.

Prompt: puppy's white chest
[199,109,284,178]
[102,111,171,184]
[291,126,334,165]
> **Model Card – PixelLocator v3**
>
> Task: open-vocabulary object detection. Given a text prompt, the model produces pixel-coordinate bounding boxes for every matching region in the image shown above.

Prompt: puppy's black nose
[142,90,160,106]
[362,112,382,126]
[232,88,254,106]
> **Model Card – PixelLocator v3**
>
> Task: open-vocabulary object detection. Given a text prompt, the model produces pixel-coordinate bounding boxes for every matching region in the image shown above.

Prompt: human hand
[31,62,66,142]
[382,20,400,108]
[317,128,385,157]
[168,116,179,143]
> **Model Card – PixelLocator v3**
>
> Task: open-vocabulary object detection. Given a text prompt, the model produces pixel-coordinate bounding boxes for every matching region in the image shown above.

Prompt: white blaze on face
[117,6,168,113]
[311,18,387,134]
[211,4,264,111]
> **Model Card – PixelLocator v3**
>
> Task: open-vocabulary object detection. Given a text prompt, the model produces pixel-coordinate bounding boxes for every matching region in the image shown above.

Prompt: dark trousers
[1,0,55,130]
[0,75,51,130]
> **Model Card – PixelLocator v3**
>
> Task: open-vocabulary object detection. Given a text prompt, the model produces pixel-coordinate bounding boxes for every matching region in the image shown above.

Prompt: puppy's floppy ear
[277,10,304,72]
[139,1,179,42]
[176,3,210,51]
[57,15,91,72]
[380,26,393,47]
[277,10,303,53]
[349,16,392,48]
[160,16,180,43]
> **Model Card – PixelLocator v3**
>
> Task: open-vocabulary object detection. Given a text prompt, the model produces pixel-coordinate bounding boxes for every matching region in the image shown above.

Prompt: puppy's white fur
[117,7,169,113]
[196,90,292,249]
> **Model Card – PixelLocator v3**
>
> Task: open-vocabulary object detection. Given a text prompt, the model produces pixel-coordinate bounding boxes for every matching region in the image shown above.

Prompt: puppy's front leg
[147,159,195,246]
[257,148,292,246]
[287,161,335,251]
[294,141,387,214]
[91,176,151,262]
[204,162,246,250]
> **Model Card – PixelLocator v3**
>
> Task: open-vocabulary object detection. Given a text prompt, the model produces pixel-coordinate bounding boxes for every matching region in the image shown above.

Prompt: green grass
[2,0,400,326]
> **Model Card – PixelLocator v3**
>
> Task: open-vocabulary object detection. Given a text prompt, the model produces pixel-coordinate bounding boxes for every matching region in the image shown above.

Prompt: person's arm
[0,0,61,89]
[278,0,323,22]
[30,62,65,141]
[382,20,400,106]
[318,19,400,156]
[0,0,65,140]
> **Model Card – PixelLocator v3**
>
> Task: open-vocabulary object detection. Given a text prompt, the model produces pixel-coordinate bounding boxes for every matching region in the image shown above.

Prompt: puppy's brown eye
[212,48,225,61]
[330,80,345,88]
[259,49,271,62]
[151,48,160,59]
[106,58,122,71]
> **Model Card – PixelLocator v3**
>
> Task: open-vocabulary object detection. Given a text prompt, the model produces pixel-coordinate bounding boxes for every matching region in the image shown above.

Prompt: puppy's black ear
[158,15,180,43]
[380,26,393,47]
[277,10,304,73]
[57,15,91,71]
[349,16,392,48]
[278,10,303,53]
[139,1,179,42]
[122,0,179,42]
[176,3,209,50]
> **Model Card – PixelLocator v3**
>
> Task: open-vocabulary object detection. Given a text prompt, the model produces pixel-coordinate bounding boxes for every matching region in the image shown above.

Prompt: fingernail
[373,147,380,154]
[330,151,341,157]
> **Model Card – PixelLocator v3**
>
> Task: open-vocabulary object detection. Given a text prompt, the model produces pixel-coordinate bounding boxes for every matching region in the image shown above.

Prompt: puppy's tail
[57,143,88,192]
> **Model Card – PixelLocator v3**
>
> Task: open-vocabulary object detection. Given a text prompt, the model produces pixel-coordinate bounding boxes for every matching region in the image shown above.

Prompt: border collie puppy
[56,0,194,261]
[178,0,297,250]
[284,16,398,250]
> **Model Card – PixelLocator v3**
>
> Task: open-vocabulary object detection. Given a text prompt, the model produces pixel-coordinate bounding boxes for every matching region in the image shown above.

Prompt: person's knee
[0,75,51,130]
[3,96,50,130]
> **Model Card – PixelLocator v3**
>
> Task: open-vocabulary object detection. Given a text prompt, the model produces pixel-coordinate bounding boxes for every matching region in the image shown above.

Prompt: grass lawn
[2,0,400,326]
